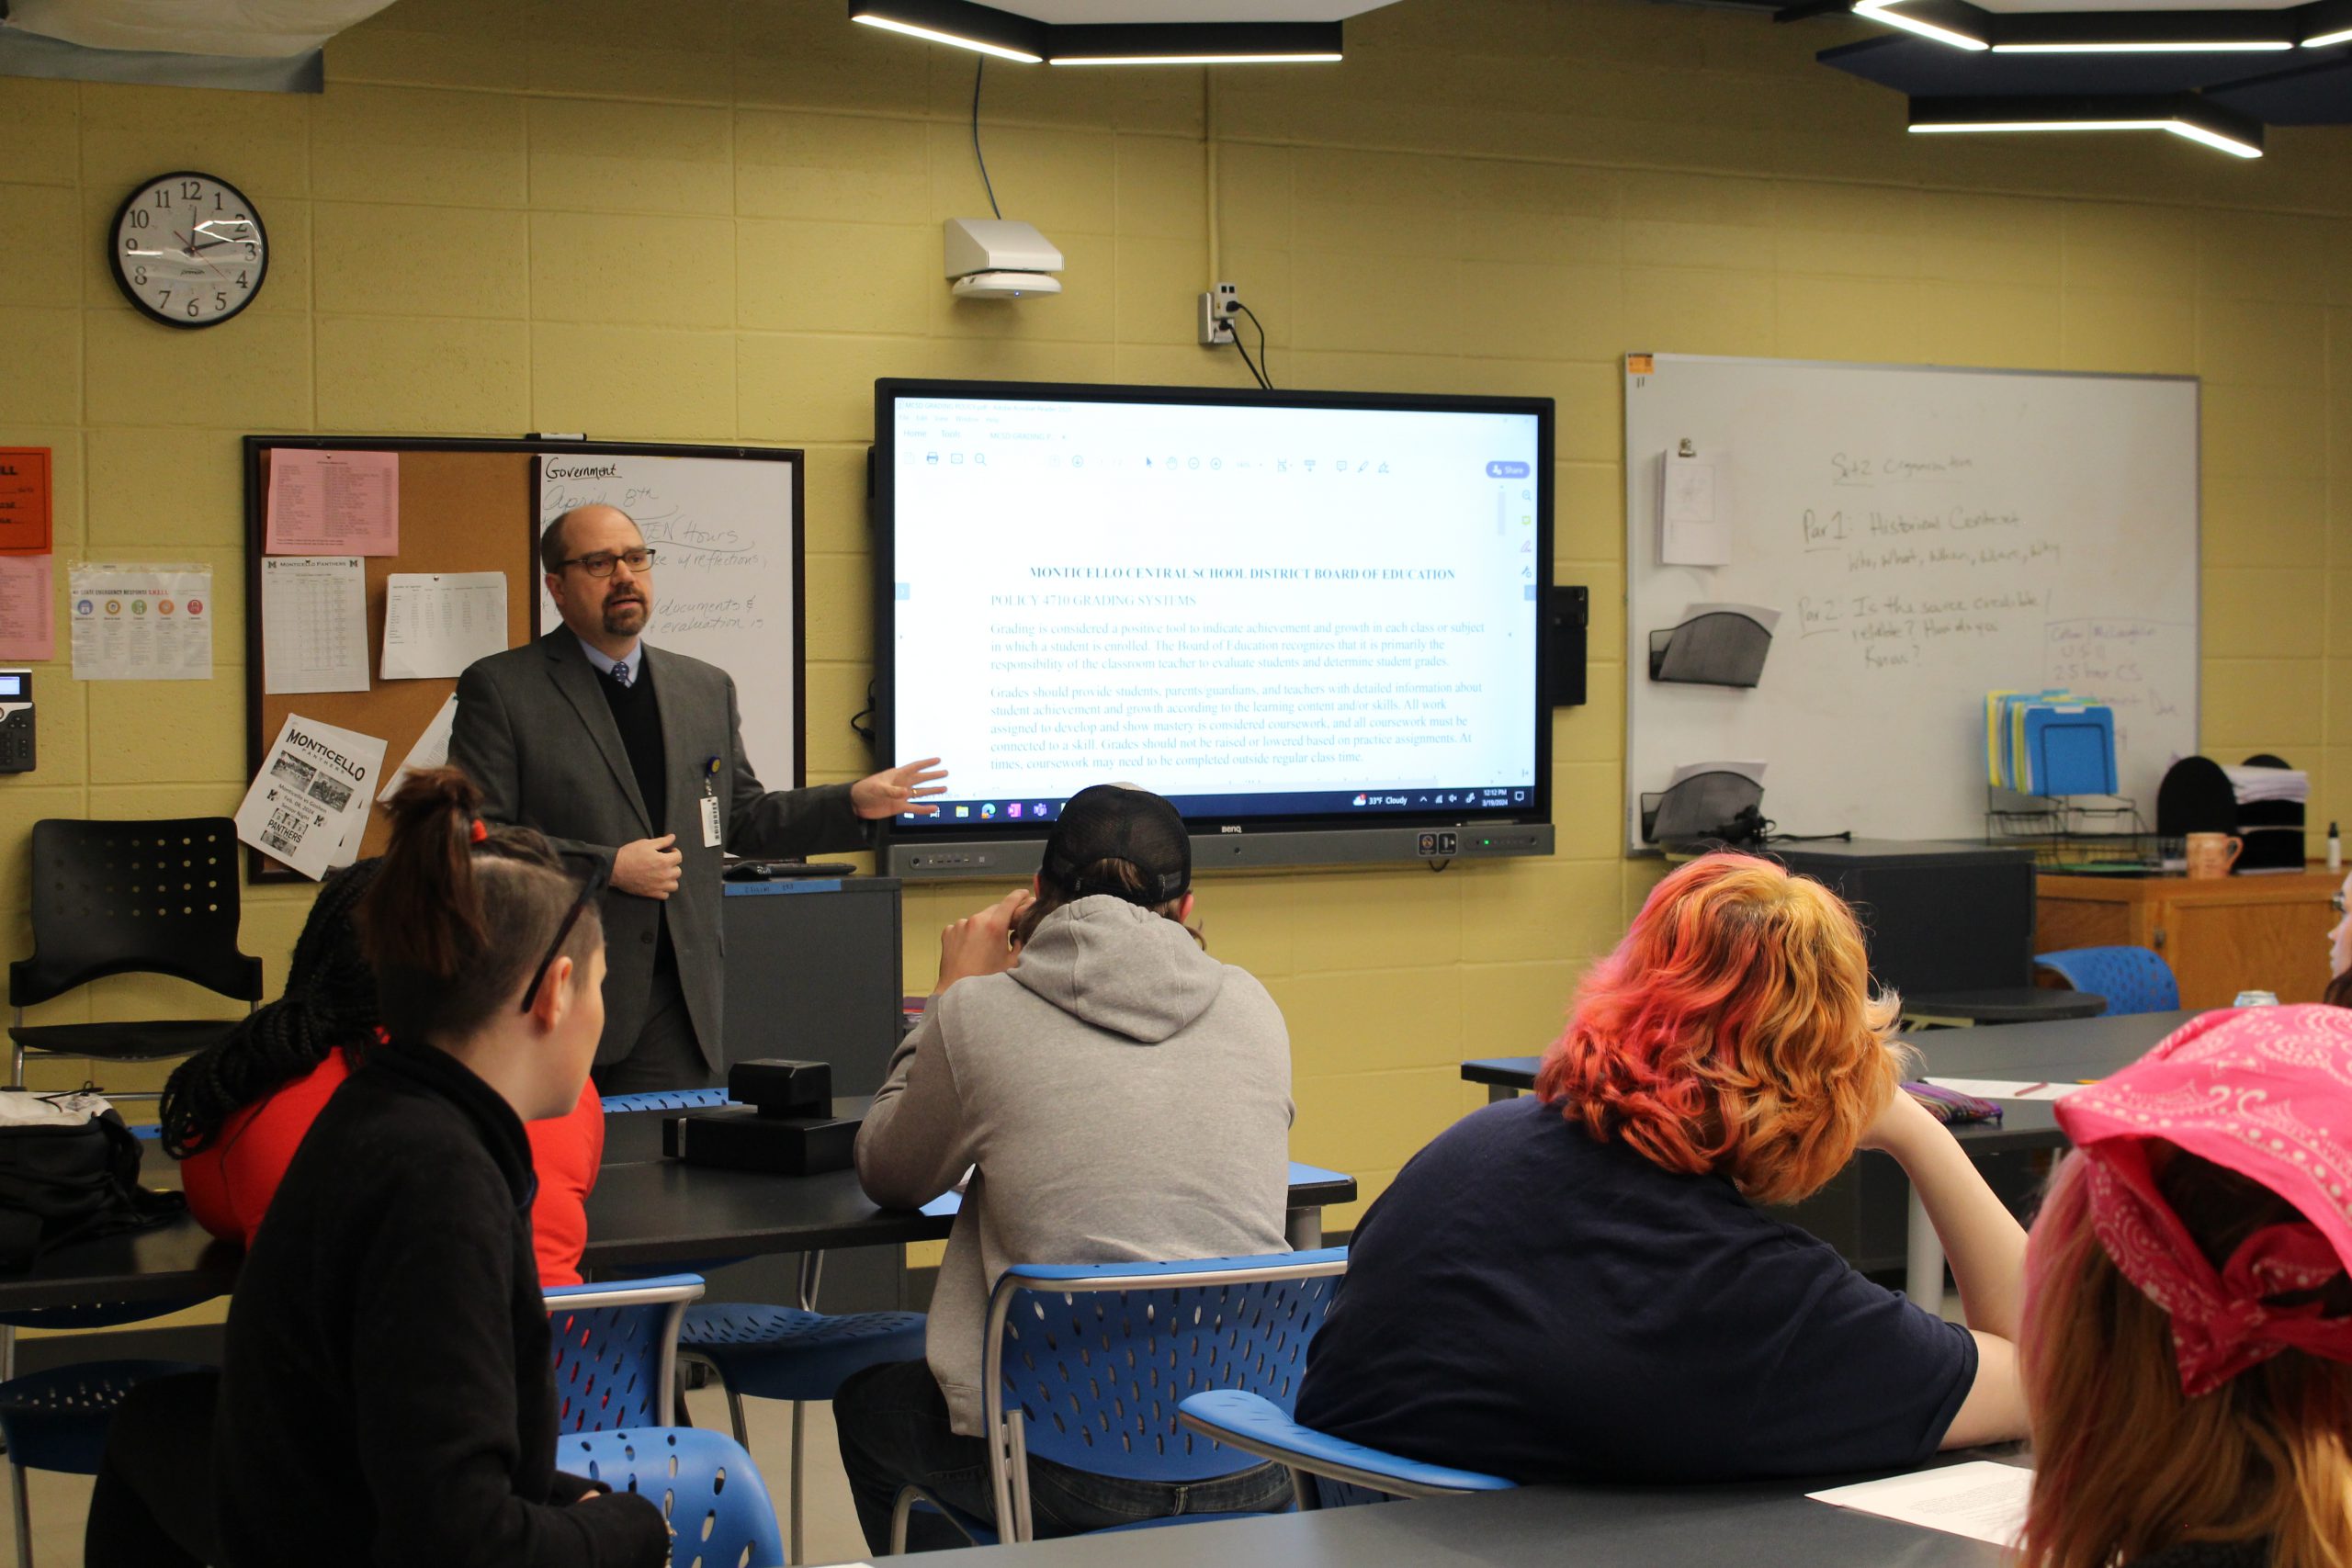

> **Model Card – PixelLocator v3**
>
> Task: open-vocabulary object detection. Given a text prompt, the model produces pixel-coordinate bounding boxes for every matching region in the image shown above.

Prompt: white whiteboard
[537,452,803,786]
[1624,355,2199,851]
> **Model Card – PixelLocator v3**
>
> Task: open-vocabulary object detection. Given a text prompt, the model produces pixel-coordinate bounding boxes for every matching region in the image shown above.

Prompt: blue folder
[2022,705,2117,795]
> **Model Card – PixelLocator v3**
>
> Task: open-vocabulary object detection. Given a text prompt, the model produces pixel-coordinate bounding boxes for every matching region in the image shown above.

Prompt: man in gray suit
[450,502,944,1092]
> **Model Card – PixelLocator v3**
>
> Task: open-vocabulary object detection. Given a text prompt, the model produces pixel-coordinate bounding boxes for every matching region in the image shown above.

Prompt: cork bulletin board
[243,436,804,881]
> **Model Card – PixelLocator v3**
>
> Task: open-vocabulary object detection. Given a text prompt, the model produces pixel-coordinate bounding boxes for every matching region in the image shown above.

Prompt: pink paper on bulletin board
[0,555,54,660]
[266,448,400,555]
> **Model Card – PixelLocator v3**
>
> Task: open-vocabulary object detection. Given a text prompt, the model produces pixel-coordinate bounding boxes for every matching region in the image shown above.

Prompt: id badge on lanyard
[699,755,723,848]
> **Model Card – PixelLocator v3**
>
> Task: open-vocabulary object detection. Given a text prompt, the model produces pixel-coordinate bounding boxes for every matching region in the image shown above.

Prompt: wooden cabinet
[2035,865,2341,1009]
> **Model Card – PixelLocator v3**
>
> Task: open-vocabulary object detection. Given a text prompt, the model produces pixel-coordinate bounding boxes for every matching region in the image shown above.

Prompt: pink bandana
[2054,1004,2352,1397]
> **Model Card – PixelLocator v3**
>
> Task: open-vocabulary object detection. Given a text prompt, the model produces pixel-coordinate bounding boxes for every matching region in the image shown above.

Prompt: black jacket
[211,1043,667,1568]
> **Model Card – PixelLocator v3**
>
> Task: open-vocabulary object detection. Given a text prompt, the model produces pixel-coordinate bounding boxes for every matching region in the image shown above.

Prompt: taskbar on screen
[898,784,1535,827]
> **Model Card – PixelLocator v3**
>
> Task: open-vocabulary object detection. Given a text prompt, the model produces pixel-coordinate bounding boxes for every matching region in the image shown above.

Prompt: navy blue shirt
[1296,1095,1976,1483]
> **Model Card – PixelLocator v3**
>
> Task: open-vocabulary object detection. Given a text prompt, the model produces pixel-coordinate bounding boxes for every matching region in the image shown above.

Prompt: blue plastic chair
[599,1088,731,1115]
[888,1247,1349,1551]
[2034,946,2179,1016]
[0,1356,209,1567]
[679,1280,924,1567]
[596,1092,927,1561]
[560,1426,785,1568]
[545,1274,704,1436]
[1175,1388,1515,1507]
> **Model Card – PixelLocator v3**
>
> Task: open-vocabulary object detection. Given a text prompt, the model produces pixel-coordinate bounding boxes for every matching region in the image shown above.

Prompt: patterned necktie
[609,659,632,691]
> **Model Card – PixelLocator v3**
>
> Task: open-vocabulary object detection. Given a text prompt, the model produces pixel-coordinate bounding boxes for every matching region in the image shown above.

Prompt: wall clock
[109,171,268,329]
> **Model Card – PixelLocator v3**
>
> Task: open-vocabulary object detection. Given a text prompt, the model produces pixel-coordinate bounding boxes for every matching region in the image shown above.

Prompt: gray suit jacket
[448,630,865,1071]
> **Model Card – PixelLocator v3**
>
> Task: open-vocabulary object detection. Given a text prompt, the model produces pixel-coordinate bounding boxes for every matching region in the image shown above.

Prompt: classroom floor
[26,1384,875,1568]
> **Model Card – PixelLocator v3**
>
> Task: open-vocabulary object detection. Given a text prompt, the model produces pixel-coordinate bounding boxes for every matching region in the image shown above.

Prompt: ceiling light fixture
[1050,53,1343,64]
[1046,21,1343,64]
[1856,0,2304,53]
[2306,27,2352,45]
[849,0,1046,62]
[1853,0,1989,50]
[1991,39,2292,52]
[1907,94,2264,156]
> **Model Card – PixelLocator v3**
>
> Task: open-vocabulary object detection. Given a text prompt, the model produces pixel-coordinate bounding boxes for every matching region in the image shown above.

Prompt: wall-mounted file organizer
[1647,609,1774,688]
[1640,768,1765,846]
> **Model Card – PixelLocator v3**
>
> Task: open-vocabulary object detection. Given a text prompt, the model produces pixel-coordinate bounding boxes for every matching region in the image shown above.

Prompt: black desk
[1901,987,2107,1027]
[0,1112,1357,1314]
[1462,1009,2194,1105]
[1461,1009,2197,1301]
[829,1462,2020,1568]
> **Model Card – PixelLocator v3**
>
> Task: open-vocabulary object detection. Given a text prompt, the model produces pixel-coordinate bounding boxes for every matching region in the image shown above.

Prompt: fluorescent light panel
[1853,0,1987,49]
[1859,0,2304,53]
[2305,26,2352,45]
[1050,53,1342,63]
[1045,20,1344,64]
[849,1,1047,62]
[1992,39,2291,51]
[1907,95,2263,158]
[851,15,1041,60]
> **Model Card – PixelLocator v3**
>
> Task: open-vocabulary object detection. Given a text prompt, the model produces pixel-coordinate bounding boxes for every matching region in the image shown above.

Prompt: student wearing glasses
[92,767,670,1568]
[450,503,948,1091]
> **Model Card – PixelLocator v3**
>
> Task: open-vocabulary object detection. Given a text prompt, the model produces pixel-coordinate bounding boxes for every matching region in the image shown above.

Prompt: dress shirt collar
[576,637,643,686]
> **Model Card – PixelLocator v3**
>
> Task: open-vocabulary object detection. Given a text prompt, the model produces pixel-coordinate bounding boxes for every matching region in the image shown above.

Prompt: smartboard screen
[876,379,1552,835]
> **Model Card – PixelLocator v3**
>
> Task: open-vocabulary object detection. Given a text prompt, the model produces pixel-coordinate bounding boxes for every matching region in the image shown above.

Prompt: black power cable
[972,61,1002,220]
[1233,301,1274,389]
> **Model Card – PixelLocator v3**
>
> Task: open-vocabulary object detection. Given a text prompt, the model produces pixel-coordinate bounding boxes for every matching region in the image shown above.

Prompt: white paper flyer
[69,562,212,681]
[236,714,387,880]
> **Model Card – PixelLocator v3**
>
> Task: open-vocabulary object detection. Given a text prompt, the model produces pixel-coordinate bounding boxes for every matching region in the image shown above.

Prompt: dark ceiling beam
[1908,89,2265,152]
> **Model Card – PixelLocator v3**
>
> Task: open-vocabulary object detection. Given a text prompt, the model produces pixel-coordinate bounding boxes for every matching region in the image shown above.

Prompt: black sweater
[211,1043,668,1568]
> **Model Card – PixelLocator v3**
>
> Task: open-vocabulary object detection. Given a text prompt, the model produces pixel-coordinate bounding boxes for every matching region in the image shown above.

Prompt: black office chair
[6,818,263,1095]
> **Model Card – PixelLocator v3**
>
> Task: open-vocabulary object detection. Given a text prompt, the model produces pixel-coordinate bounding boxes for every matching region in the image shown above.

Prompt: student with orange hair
[1295,852,2028,1482]
[2019,1005,2352,1568]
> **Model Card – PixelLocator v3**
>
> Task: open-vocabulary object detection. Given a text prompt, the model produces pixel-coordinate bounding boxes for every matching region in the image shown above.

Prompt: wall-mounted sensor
[944,218,1063,299]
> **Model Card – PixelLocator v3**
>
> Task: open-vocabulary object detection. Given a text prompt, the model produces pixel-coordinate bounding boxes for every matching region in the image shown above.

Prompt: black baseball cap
[1041,784,1190,906]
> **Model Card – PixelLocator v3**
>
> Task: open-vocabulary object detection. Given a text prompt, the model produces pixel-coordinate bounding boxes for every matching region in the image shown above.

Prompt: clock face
[110,171,268,329]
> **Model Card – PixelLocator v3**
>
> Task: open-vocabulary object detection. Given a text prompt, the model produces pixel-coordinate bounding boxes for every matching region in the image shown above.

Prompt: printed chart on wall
[1623,355,2199,850]
[536,453,803,787]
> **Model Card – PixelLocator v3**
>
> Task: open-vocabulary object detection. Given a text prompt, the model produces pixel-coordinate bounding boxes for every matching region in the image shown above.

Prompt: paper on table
[1808,1461,2032,1548]
[379,694,459,803]
[1924,1077,2083,1102]
[266,449,399,556]
[1659,448,1728,567]
[261,556,369,694]
[1668,759,1768,789]
[381,572,505,680]
[235,713,388,881]
[0,555,52,660]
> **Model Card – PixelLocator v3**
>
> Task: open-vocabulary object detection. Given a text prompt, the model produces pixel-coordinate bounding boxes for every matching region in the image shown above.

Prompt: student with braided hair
[163,854,605,1287]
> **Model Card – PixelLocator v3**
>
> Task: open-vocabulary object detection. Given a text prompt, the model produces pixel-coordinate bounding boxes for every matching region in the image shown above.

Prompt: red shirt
[181,1047,605,1288]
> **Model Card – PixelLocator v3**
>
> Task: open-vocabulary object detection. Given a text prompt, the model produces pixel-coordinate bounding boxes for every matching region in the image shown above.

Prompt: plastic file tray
[2022,706,2117,796]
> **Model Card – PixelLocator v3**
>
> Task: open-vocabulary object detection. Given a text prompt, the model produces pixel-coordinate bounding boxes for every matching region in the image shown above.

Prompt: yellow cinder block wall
[5,0,2352,1231]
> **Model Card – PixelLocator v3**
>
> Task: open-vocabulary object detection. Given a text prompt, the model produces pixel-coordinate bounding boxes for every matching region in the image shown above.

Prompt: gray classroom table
[815,1457,2029,1568]
[1462,1009,2199,1301]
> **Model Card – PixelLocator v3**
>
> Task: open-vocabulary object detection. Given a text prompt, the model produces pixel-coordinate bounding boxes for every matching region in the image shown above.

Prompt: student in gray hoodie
[835,784,1295,1551]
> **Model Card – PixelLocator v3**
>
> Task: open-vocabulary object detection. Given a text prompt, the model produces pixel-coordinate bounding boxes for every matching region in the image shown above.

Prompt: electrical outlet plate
[1197,283,1238,346]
